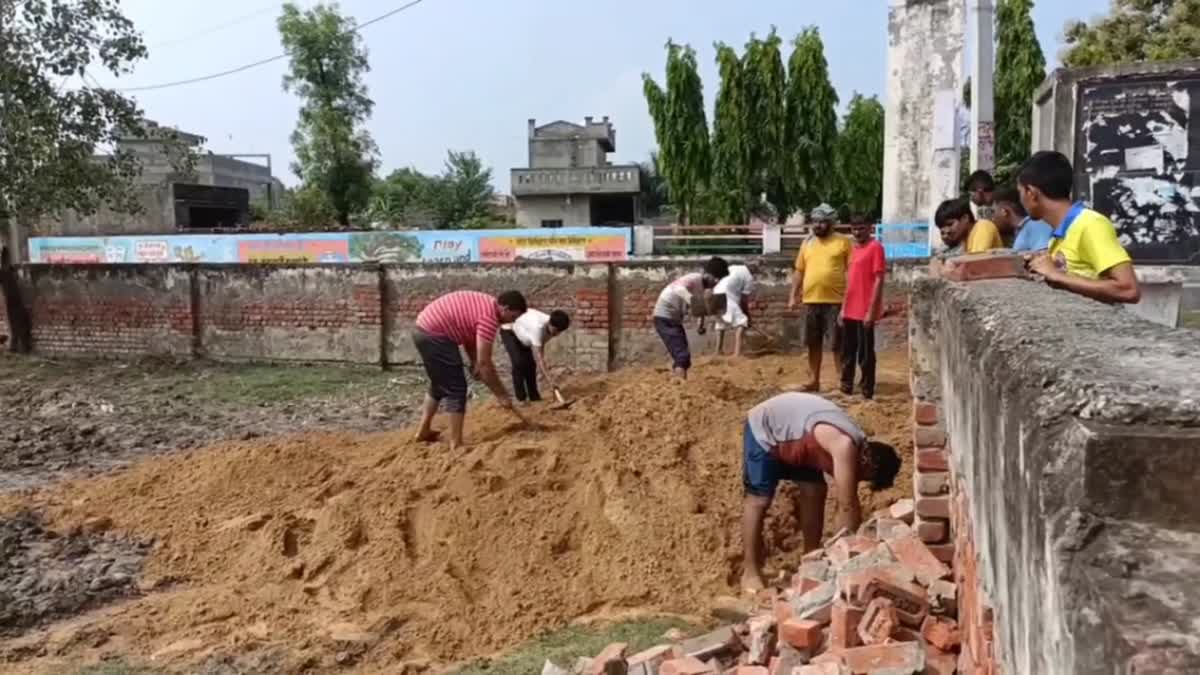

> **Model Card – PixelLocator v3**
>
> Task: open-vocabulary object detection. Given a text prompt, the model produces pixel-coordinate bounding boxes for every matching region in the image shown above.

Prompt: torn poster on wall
[1078,76,1200,263]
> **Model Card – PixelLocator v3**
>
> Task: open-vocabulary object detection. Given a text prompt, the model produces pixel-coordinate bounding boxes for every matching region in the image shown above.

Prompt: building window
[541,219,563,229]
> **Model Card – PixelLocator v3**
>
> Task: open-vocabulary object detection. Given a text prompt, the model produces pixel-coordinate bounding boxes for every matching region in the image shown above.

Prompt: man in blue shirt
[993,186,1052,251]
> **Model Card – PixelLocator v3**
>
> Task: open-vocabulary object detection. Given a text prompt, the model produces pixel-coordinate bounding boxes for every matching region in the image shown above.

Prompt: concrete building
[37,121,284,236]
[510,116,641,228]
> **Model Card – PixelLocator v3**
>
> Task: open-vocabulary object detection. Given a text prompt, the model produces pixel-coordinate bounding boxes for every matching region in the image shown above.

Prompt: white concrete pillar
[762,224,782,255]
[969,0,996,173]
[633,225,655,257]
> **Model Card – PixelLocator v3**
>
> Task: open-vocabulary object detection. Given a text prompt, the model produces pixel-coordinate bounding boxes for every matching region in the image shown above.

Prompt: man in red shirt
[839,215,886,399]
[411,290,530,451]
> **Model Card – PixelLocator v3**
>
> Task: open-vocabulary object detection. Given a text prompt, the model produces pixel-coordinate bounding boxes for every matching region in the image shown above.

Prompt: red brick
[938,251,1026,282]
[660,656,717,675]
[858,597,899,645]
[916,495,952,519]
[859,575,929,627]
[773,599,794,624]
[779,617,823,650]
[914,516,949,544]
[926,543,956,565]
[793,664,844,675]
[589,642,628,674]
[914,426,946,447]
[793,574,823,596]
[915,469,951,496]
[916,448,949,472]
[922,616,961,652]
[913,401,939,426]
[628,645,673,669]
[886,534,951,585]
[888,499,915,524]
[830,601,864,650]
[839,642,925,673]
[923,646,958,675]
[732,667,768,675]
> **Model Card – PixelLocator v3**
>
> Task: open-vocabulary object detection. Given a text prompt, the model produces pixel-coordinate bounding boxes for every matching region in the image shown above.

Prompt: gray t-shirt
[653,273,705,322]
[748,393,865,452]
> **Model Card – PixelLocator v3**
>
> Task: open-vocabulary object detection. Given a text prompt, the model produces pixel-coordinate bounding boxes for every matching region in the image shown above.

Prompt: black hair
[704,256,730,280]
[848,213,870,226]
[549,310,570,331]
[497,290,528,314]
[1018,151,1074,200]
[993,186,1026,216]
[933,197,973,228]
[868,441,901,491]
[966,170,995,192]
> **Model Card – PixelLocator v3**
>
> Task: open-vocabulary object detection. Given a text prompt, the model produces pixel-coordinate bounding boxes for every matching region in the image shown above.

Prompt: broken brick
[915,448,949,472]
[589,643,628,675]
[773,599,794,624]
[839,642,926,673]
[887,499,914,524]
[830,601,864,650]
[858,597,899,645]
[659,656,716,675]
[921,616,961,652]
[927,580,957,616]
[792,575,823,596]
[922,646,957,675]
[914,470,951,496]
[770,644,808,675]
[925,543,956,565]
[872,518,912,541]
[858,574,929,627]
[680,626,739,661]
[886,534,951,585]
[913,426,946,448]
[627,645,673,670]
[913,401,938,426]
[746,615,776,665]
[913,517,948,545]
[731,667,768,675]
[794,664,847,675]
[790,581,835,625]
[915,495,951,519]
[837,543,897,575]
[779,618,823,651]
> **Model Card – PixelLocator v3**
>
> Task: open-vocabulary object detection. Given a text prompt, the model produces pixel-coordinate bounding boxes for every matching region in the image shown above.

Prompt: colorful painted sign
[27,228,631,264]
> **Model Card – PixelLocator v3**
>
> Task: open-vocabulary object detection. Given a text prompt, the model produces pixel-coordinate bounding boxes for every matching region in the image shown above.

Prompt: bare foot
[413,430,440,443]
[740,571,766,595]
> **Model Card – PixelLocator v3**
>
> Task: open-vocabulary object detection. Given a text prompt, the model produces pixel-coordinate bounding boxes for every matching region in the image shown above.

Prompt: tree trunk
[0,244,32,354]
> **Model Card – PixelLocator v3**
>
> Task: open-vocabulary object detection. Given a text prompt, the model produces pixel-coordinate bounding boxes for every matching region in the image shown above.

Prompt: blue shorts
[742,422,824,498]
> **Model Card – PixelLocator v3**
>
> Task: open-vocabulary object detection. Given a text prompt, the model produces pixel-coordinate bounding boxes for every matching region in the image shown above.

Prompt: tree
[639,151,671,218]
[995,0,1046,180]
[427,150,495,229]
[1062,0,1200,67]
[741,30,788,217]
[643,41,711,226]
[784,27,840,216]
[835,94,886,218]
[278,2,378,227]
[710,42,751,223]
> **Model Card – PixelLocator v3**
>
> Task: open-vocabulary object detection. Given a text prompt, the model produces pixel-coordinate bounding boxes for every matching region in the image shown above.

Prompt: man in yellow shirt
[789,204,852,391]
[1019,151,1140,304]
[934,197,1003,255]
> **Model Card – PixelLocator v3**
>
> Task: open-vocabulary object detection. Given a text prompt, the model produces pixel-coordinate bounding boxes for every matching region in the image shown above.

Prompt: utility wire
[117,0,428,93]
[146,4,280,50]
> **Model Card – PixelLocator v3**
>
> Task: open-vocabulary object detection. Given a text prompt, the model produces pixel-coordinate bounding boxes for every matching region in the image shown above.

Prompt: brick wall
[4,259,919,368]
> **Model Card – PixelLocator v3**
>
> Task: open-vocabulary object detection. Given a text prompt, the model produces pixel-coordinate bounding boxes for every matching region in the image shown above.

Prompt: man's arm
[474,339,514,406]
[1029,257,1141,304]
[867,248,886,326]
[814,424,862,532]
[533,346,557,390]
[789,271,804,310]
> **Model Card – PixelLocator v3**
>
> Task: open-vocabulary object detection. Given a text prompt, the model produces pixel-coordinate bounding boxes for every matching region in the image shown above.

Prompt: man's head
[933,197,975,248]
[991,186,1027,236]
[496,290,528,324]
[848,214,873,244]
[865,441,901,491]
[702,256,730,287]
[810,203,837,237]
[966,170,995,207]
[1017,151,1074,220]
[547,310,571,338]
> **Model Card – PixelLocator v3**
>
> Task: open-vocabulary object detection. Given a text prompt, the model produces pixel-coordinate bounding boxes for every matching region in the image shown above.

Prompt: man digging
[411,289,532,451]
[740,392,901,593]
[499,307,571,404]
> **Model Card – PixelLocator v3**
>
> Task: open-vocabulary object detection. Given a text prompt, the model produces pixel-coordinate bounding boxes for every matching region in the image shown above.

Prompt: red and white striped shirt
[416,291,500,347]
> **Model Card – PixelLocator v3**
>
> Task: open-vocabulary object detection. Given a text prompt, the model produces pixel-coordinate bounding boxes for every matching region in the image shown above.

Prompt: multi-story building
[511,116,641,228]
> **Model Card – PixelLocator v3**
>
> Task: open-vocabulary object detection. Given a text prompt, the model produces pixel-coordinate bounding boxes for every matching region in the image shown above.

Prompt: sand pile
[0,353,912,672]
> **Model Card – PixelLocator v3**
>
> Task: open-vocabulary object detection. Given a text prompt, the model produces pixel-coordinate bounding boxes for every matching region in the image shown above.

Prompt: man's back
[416,291,499,347]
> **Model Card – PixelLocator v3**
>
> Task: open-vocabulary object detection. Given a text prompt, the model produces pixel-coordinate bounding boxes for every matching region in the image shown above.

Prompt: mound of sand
[1,353,913,672]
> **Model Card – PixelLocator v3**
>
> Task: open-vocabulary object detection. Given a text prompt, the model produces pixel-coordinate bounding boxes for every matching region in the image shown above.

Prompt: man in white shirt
[710,264,755,357]
[499,309,571,403]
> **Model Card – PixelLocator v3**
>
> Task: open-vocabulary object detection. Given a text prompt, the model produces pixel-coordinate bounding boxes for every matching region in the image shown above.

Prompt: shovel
[550,387,577,411]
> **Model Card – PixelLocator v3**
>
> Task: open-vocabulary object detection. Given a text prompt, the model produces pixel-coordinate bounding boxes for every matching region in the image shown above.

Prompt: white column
[969,0,995,173]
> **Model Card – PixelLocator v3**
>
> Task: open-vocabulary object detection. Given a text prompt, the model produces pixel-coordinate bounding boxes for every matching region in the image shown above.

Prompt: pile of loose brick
[553,499,964,675]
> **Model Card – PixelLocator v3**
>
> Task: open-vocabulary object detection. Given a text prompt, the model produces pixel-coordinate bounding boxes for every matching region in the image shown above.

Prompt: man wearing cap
[789,204,852,391]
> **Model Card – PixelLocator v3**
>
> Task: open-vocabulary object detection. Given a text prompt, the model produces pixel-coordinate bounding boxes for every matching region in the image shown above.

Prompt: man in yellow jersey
[933,197,1003,255]
[789,204,852,391]
[1019,151,1141,304]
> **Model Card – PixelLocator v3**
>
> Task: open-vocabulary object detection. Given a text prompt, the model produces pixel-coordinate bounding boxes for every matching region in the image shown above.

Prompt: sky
[103,0,1114,193]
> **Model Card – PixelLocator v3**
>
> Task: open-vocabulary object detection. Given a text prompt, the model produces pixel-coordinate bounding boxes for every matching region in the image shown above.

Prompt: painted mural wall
[28,227,631,264]
[1076,74,1200,264]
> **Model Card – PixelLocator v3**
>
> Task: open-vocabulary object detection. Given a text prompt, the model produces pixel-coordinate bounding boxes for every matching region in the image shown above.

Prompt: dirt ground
[0,351,913,674]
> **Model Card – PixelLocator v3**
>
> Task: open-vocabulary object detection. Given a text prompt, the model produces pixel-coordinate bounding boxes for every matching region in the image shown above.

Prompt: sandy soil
[0,351,912,674]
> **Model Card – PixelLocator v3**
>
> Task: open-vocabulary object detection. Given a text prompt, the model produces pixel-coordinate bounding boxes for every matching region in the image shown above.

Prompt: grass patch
[182,363,390,405]
[449,617,695,675]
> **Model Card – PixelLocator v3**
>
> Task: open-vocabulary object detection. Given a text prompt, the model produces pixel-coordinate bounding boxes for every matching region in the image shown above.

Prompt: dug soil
[0,352,913,673]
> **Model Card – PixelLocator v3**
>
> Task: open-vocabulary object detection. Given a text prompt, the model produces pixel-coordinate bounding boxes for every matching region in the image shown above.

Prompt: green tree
[427,150,495,229]
[741,30,788,217]
[278,2,378,227]
[710,42,751,223]
[784,27,840,215]
[834,94,886,218]
[639,151,671,218]
[995,0,1046,180]
[1062,0,1200,67]
[643,41,711,225]
[367,167,434,227]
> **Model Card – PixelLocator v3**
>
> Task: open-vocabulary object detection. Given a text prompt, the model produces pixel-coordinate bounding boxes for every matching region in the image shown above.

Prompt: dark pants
[804,303,843,355]
[501,329,540,402]
[654,317,691,370]
[412,328,468,413]
[840,319,876,398]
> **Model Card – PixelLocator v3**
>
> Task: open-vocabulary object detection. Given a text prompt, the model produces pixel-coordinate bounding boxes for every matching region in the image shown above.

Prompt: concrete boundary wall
[910,276,1200,674]
[0,260,921,369]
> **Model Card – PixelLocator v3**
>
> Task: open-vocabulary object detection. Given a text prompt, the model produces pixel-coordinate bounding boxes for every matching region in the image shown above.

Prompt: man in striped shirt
[412,290,529,451]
